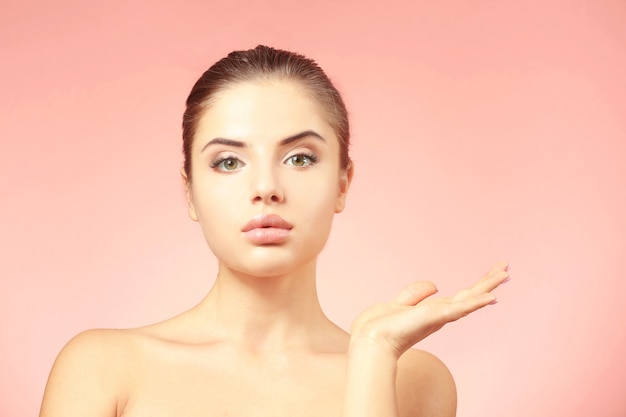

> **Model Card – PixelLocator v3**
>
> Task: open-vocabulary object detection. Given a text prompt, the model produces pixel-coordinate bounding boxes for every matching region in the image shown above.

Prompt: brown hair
[182,45,351,180]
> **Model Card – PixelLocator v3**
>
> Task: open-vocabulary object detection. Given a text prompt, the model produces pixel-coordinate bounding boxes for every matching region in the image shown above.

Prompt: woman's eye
[285,154,317,167]
[212,157,244,171]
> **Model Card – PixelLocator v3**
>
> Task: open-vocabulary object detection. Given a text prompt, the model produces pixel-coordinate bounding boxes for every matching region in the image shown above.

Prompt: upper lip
[241,214,293,232]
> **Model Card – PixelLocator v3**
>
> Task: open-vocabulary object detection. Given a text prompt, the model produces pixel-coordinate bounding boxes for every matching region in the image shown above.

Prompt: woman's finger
[392,281,438,306]
[471,270,510,294]
[418,291,497,327]
[453,266,511,302]
[487,261,510,275]
[475,261,509,285]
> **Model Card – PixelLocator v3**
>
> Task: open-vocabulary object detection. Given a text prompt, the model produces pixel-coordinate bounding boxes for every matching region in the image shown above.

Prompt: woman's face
[184,80,352,277]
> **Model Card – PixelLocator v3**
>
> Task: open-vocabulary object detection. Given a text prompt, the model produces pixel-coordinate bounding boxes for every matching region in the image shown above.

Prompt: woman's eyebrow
[279,130,326,146]
[201,130,325,153]
[201,138,245,152]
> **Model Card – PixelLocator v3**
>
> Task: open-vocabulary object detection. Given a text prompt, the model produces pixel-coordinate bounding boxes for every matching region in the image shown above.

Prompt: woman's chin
[219,256,316,280]
[211,241,319,279]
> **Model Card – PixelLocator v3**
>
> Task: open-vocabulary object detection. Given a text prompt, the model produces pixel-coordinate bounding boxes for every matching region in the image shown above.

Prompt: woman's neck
[194,260,334,352]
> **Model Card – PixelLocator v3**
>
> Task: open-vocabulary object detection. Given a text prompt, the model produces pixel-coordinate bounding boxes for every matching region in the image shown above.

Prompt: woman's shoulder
[52,322,185,367]
[40,328,139,417]
[396,348,457,417]
[42,324,186,415]
[53,327,156,361]
[48,328,129,375]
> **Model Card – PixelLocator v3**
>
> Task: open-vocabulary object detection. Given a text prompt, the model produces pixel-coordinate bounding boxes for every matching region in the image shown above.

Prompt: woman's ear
[335,161,354,213]
[180,168,199,222]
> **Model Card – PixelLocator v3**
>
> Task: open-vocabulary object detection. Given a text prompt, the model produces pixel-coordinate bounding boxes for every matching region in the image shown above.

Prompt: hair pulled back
[182,45,351,180]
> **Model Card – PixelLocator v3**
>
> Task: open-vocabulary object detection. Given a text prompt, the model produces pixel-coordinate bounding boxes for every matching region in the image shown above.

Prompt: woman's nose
[250,166,284,204]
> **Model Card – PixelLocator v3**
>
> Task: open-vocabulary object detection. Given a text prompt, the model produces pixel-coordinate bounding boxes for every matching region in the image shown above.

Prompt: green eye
[220,158,240,170]
[286,154,317,167]
[211,157,244,171]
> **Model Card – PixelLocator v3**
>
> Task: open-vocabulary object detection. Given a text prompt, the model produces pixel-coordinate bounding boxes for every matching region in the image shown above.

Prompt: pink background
[1,0,625,416]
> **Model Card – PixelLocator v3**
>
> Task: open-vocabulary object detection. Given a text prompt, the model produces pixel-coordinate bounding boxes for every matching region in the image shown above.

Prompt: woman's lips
[242,214,293,244]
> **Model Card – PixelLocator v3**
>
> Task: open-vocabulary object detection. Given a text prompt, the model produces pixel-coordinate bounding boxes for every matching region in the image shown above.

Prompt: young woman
[40,45,510,417]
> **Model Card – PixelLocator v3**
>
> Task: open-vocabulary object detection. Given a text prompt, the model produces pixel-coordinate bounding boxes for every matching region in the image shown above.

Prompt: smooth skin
[40,80,510,417]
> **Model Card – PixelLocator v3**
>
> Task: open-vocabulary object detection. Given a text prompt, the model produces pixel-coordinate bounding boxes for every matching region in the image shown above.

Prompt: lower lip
[243,228,290,244]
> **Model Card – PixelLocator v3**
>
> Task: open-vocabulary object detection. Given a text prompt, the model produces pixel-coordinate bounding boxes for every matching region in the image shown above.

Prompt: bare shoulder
[40,328,136,417]
[396,348,457,417]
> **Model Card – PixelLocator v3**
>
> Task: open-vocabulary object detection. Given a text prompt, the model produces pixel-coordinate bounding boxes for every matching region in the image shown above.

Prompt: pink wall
[1,0,625,416]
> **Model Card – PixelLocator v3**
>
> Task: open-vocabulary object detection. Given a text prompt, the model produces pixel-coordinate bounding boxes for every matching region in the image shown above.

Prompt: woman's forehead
[194,81,337,147]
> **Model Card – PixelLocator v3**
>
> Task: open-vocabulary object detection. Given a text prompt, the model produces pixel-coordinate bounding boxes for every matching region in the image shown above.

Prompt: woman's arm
[343,262,510,417]
[345,344,457,417]
[39,330,123,417]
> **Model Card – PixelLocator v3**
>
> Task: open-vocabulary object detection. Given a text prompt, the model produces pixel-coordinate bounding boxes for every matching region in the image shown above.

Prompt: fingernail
[489,298,498,305]
[502,275,511,284]
[505,263,510,272]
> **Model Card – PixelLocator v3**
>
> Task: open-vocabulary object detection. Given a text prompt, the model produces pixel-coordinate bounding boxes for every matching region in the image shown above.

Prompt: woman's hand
[349,261,511,359]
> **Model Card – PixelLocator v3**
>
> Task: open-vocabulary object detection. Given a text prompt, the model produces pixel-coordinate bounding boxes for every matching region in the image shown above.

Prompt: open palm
[350,262,510,358]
